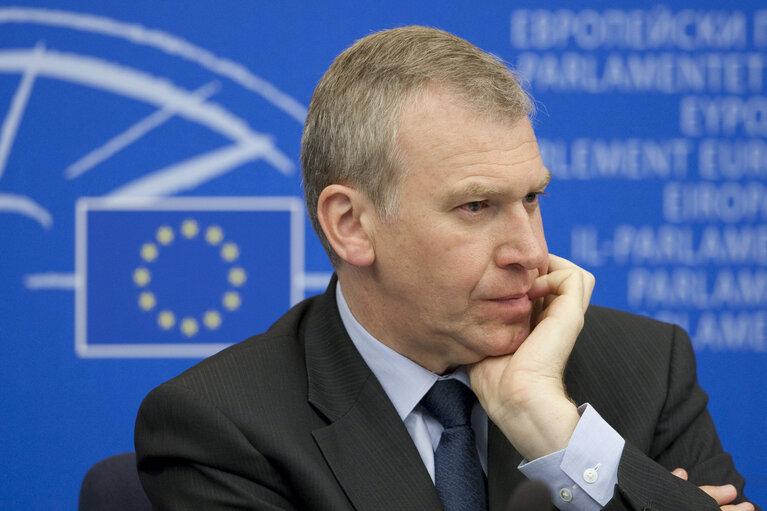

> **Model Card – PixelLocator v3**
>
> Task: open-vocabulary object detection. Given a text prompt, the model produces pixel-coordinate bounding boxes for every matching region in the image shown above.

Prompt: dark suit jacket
[135,282,757,510]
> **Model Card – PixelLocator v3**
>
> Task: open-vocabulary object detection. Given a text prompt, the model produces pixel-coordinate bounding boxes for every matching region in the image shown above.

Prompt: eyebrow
[540,168,552,189]
[450,168,552,200]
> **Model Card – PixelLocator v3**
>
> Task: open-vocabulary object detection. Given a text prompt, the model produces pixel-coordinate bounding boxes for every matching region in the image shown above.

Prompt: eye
[524,191,547,204]
[462,201,487,213]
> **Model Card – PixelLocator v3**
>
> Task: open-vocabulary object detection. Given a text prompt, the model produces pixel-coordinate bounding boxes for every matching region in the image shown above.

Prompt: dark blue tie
[421,379,488,511]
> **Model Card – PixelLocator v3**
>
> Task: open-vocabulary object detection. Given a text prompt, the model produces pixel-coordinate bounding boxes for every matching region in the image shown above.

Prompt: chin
[484,328,530,357]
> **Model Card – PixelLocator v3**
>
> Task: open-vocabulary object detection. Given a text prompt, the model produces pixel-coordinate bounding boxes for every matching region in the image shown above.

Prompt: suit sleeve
[135,381,298,510]
[604,324,759,511]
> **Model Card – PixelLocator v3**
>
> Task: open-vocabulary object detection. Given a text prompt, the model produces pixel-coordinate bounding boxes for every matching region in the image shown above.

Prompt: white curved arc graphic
[0,48,283,148]
[0,43,42,181]
[0,192,53,228]
[24,272,80,289]
[107,141,292,199]
[65,80,222,180]
[0,7,308,123]
[0,47,294,198]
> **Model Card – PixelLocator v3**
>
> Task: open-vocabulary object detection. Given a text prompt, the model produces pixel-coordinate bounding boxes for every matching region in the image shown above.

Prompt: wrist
[495,395,580,460]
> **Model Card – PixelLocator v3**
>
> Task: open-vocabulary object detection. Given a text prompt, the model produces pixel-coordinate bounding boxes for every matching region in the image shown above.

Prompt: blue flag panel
[75,197,303,357]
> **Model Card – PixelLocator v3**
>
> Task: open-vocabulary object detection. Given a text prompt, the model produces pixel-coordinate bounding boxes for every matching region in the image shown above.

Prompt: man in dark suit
[135,26,759,510]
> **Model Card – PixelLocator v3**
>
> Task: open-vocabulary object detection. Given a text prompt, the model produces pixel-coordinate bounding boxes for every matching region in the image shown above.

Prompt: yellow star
[203,310,222,330]
[181,219,199,239]
[133,267,151,287]
[180,317,199,337]
[156,225,174,245]
[141,242,158,262]
[157,310,176,330]
[221,242,240,262]
[228,267,247,287]
[206,225,224,245]
[138,291,156,311]
[223,291,241,311]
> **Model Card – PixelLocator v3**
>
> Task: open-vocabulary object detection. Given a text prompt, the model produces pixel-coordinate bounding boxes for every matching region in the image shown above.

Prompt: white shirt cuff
[518,404,625,511]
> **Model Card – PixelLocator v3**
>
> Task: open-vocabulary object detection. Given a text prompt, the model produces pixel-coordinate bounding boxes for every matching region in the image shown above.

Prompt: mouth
[488,283,535,303]
[490,293,530,302]
[487,293,533,316]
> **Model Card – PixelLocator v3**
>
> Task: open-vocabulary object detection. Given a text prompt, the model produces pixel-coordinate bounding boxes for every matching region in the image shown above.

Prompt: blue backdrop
[0,1,764,508]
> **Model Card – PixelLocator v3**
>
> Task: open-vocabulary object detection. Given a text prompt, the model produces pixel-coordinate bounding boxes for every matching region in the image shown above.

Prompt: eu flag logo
[75,197,305,358]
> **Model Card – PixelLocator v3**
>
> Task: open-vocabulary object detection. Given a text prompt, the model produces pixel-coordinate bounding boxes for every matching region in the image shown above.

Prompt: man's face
[363,88,550,374]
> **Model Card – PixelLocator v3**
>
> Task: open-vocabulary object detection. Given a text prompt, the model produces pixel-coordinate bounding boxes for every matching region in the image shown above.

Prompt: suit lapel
[305,279,441,510]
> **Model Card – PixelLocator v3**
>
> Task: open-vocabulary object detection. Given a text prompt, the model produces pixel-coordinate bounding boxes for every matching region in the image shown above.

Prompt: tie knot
[421,379,476,428]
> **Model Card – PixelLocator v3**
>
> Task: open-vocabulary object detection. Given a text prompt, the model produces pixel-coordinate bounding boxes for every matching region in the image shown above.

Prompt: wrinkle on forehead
[397,86,530,156]
[400,91,534,144]
[439,142,543,174]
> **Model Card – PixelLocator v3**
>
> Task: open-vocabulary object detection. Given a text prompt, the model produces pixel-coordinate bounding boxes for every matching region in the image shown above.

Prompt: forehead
[396,88,546,194]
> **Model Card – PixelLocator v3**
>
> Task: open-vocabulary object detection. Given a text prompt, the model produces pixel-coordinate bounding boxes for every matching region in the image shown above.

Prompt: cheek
[429,236,490,290]
[391,216,490,289]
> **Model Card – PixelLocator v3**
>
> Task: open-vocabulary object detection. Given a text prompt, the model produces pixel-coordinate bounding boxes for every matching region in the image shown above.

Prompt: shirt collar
[336,281,472,421]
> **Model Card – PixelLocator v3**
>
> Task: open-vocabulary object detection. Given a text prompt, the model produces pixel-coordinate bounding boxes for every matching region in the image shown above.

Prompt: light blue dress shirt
[336,283,625,510]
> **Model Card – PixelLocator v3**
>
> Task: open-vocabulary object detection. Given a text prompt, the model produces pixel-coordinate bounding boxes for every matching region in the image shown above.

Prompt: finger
[670,470,753,510]
[541,254,595,307]
[698,484,737,506]
[528,265,582,302]
[721,504,755,511]
[581,267,595,306]
[546,253,577,271]
[528,268,589,318]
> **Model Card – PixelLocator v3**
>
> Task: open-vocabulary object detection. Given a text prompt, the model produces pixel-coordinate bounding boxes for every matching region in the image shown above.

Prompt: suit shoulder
[573,305,693,379]
[157,293,327,399]
[567,308,710,457]
[582,305,679,346]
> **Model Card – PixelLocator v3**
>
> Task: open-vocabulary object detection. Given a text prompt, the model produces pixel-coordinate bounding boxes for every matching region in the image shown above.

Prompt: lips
[487,283,534,303]
[487,293,533,318]
[490,293,529,302]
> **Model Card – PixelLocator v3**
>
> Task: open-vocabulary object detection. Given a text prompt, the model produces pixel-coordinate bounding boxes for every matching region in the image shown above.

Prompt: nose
[494,207,548,271]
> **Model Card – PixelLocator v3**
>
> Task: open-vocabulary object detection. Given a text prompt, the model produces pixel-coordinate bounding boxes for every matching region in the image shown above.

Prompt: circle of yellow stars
[132,219,247,338]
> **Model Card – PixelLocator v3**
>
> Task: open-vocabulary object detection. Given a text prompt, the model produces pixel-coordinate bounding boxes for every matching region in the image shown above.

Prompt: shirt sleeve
[518,404,624,511]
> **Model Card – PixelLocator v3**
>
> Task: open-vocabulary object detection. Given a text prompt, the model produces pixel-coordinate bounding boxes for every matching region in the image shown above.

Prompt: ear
[317,184,376,267]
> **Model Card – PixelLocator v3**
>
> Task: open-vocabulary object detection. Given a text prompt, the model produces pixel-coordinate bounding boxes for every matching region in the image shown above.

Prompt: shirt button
[583,468,599,484]
[559,488,573,502]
